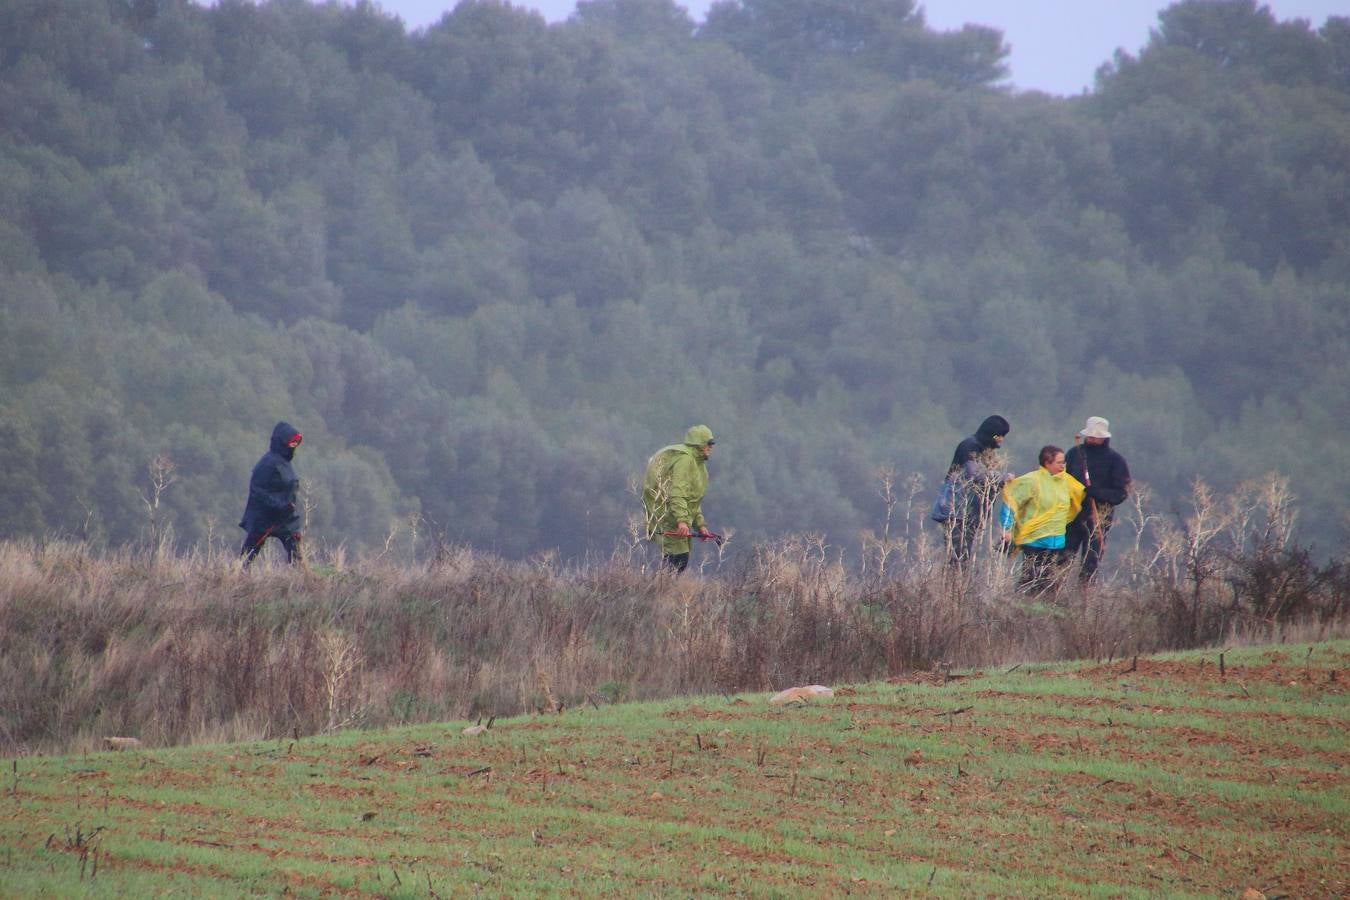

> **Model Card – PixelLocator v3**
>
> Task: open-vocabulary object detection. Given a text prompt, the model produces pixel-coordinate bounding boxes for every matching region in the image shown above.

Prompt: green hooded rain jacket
[642,425,713,555]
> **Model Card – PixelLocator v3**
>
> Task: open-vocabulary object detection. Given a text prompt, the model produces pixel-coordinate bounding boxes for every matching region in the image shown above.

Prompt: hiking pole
[662,530,725,546]
[241,523,276,567]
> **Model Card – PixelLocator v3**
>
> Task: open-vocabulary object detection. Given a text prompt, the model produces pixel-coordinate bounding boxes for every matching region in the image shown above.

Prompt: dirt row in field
[7,646,1346,897]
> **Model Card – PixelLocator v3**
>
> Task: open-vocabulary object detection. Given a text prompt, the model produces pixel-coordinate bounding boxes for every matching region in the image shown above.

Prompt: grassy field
[2,641,1345,898]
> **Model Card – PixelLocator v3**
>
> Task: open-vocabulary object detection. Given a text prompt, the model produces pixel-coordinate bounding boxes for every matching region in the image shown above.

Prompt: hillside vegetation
[1,0,1348,559]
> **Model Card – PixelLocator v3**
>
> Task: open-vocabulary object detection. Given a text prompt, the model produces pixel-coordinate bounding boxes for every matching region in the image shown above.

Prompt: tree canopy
[0,0,1346,558]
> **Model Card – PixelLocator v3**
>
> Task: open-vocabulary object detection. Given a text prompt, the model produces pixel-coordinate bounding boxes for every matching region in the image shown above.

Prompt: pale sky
[370,0,1346,95]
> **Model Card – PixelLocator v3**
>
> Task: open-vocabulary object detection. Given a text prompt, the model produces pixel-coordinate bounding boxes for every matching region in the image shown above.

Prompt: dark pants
[662,552,690,573]
[947,504,990,566]
[1017,546,1064,595]
[241,530,302,565]
[1064,515,1111,580]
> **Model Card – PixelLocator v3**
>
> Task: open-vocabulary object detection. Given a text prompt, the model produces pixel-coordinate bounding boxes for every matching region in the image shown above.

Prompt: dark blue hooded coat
[948,415,1010,475]
[944,415,1011,523]
[239,422,303,535]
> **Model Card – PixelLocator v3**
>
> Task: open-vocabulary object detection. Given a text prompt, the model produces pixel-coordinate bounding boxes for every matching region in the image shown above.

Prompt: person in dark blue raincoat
[239,422,304,565]
[944,415,1013,565]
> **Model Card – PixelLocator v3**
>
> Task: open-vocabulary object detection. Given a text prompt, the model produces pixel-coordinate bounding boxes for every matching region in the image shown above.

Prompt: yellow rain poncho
[999,467,1085,549]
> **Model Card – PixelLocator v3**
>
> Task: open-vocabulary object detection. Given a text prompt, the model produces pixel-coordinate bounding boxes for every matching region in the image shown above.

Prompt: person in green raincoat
[642,425,716,572]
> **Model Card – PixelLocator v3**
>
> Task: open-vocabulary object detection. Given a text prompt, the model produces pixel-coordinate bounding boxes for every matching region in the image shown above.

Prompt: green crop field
[3,642,1346,898]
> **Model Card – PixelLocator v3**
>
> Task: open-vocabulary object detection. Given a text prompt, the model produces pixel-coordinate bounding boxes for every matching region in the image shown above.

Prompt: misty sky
[372,0,1347,95]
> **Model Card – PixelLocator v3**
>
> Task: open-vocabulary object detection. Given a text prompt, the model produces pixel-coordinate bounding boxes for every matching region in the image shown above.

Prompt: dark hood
[269,421,301,460]
[974,415,1010,448]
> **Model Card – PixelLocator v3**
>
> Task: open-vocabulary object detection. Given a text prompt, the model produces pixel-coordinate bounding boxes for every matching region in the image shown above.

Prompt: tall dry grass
[1,474,1344,755]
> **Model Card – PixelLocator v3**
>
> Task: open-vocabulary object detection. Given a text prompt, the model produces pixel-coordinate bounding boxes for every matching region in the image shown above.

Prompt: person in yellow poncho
[998,445,1085,594]
[642,425,716,572]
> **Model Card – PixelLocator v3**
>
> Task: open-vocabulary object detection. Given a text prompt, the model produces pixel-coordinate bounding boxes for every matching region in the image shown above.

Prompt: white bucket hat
[1079,416,1111,439]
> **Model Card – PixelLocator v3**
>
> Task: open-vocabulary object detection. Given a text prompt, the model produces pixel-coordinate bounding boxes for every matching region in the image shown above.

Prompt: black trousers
[662,552,690,573]
[946,505,985,565]
[241,530,302,565]
[1017,546,1064,595]
[1063,518,1110,580]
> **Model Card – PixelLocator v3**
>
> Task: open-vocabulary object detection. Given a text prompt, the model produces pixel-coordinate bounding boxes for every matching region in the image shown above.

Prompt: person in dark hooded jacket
[1063,416,1130,581]
[944,415,1012,565]
[239,422,304,565]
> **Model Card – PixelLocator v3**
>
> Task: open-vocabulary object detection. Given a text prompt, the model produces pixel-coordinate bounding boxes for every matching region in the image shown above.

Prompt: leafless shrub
[140,453,176,555]
[1219,476,1342,628]
[320,628,365,732]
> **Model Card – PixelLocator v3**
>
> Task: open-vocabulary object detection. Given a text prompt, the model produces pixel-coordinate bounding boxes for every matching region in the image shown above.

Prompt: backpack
[930,476,960,523]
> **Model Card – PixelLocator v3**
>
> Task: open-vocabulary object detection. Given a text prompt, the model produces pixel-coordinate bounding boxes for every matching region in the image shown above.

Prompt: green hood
[643,427,714,553]
[683,424,714,448]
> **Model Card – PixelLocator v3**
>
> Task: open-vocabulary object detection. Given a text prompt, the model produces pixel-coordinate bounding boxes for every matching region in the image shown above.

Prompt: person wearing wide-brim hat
[1063,416,1131,581]
[641,425,717,573]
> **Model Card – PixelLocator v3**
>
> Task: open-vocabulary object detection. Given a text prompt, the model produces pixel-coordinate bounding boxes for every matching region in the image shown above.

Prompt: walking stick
[240,523,276,567]
[253,524,276,549]
[662,530,725,546]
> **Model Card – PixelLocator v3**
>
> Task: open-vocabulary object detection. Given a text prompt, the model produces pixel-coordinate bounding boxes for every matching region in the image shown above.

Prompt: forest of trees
[0,0,1347,560]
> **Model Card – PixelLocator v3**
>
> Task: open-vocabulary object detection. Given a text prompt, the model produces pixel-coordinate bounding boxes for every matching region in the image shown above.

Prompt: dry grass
[1,475,1344,755]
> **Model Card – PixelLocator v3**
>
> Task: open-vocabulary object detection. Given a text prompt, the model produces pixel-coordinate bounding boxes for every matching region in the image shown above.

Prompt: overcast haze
[373,0,1347,95]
